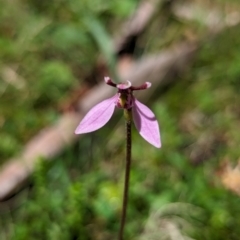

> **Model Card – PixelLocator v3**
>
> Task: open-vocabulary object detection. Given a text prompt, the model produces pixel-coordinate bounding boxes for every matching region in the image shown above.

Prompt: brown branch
[0,113,82,200]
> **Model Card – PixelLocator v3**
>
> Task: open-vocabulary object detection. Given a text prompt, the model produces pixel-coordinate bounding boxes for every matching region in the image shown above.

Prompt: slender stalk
[119,109,132,240]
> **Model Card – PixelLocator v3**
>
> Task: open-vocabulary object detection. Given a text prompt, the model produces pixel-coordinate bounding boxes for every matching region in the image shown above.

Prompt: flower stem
[119,109,132,240]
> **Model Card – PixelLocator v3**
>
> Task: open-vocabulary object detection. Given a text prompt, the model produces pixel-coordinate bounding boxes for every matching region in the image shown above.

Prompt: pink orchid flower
[75,77,161,148]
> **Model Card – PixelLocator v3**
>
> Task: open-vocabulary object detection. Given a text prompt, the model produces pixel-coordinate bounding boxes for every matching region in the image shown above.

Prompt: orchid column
[75,77,161,239]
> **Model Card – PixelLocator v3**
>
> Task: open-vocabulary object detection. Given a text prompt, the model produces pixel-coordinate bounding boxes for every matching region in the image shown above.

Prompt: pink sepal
[75,95,117,134]
[132,98,161,148]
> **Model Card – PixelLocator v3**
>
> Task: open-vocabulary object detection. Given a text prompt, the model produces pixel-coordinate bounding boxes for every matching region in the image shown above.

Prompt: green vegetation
[0,0,138,161]
[1,0,240,239]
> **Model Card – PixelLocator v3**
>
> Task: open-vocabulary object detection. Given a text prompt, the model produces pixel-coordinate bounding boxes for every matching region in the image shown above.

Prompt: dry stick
[119,109,132,240]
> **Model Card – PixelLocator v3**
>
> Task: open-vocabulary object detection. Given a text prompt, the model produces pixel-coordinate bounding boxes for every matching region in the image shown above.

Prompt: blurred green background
[1,0,240,239]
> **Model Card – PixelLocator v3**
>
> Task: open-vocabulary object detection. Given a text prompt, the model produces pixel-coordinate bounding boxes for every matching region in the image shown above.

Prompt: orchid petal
[75,94,117,134]
[132,98,161,148]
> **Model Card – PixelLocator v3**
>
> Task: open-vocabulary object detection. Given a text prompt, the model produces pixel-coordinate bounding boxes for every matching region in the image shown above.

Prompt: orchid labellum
[75,77,161,148]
